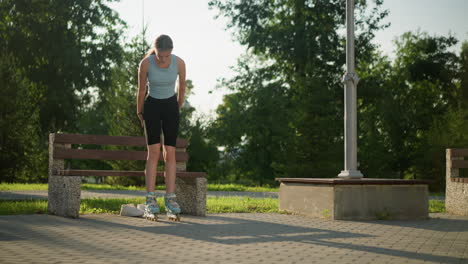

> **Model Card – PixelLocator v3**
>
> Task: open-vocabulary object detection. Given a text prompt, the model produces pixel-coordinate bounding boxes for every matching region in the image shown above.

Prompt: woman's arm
[137,58,149,115]
[176,57,186,109]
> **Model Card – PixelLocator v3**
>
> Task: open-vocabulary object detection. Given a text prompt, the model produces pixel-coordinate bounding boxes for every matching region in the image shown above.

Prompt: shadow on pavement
[1,213,465,263]
[355,213,468,232]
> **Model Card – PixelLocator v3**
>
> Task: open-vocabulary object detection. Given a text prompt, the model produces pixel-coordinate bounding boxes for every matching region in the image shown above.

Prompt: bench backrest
[50,133,189,171]
[447,148,468,183]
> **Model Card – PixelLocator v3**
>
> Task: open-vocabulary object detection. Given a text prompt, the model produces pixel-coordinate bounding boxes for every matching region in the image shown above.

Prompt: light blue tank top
[147,54,178,99]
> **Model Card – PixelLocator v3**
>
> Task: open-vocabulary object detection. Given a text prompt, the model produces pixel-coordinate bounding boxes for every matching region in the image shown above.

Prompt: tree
[1,0,125,134]
[357,32,464,191]
[208,0,388,183]
[413,40,468,190]
[387,32,458,179]
[0,52,47,183]
[460,41,468,106]
[186,119,220,182]
[210,55,293,184]
[0,0,126,182]
[355,51,397,178]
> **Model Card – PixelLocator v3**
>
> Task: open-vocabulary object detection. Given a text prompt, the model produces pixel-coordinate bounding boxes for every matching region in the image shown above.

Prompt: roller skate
[164,193,181,222]
[143,192,160,221]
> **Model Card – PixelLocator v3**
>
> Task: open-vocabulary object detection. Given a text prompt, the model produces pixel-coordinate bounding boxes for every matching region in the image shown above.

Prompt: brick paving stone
[0,213,467,264]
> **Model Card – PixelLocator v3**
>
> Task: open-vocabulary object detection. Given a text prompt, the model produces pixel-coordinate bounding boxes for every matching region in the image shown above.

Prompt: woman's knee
[146,143,161,162]
[163,146,176,163]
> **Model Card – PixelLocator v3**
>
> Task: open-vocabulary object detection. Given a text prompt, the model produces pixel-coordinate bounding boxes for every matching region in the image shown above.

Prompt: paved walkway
[0,212,467,264]
[0,190,279,200]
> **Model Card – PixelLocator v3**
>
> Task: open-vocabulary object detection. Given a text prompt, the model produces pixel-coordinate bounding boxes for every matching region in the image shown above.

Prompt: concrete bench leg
[175,177,207,216]
[48,133,81,218]
[48,175,81,218]
[446,150,468,215]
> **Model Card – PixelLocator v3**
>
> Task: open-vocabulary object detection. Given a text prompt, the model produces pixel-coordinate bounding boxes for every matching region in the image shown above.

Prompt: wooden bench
[48,132,207,218]
[446,148,468,216]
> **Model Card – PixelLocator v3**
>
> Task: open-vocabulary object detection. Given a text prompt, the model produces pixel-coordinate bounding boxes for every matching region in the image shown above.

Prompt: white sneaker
[120,204,144,217]
[137,204,146,211]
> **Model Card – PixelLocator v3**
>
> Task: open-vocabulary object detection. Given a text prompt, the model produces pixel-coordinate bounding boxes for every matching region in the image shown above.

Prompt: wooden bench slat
[54,133,188,148]
[449,149,468,157]
[54,169,206,178]
[53,148,189,162]
[452,160,468,169]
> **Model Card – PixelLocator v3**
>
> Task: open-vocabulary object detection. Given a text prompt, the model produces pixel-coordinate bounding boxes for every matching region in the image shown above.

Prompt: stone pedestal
[175,177,207,216]
[277,178,429,220]
[173,144,207,216]
[48,133,81,218]
[446,149,468,216]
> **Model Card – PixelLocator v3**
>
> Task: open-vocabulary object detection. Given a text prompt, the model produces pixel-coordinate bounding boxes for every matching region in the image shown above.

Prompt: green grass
[0,183,49,191]
[81,184,143,191]
[207,197,278,213]
[206,183,278,192]
[0,200,49,215]
[429,200,445,213]
[0,183,279,192]
[0,183,447,216]
[0,197,446,216]
[0,183,450,195]
[0,197,279,215]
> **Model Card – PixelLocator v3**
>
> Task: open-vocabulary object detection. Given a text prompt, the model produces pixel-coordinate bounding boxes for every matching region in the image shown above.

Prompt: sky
[108,0,468,118]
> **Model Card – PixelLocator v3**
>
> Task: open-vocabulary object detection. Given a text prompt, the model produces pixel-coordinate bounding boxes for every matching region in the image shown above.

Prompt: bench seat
[54,169,206,178]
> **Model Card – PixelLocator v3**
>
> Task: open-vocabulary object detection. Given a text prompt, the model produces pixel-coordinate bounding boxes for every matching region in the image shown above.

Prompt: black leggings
[142,94,180,147]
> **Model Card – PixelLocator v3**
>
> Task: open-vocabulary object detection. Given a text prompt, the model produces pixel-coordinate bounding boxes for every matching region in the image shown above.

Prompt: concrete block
[334,185,428,220]
[278,178,429,220]
[279,183,334,219]
[175,177,207,216]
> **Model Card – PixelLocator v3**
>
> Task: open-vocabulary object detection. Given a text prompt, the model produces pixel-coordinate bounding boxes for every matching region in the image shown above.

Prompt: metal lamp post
[338,0,363,179]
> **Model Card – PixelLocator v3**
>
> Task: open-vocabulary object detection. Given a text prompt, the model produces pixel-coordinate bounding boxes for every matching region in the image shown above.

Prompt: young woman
[136,34,186,221]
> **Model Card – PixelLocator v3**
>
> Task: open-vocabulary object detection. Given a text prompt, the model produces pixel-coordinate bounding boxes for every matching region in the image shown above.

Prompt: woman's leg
[160,95,181,220]
[160,95,179,193]
[145,143,161,192]
[163,144,181,221]
[142,97,163,220]
[163,145,176,193]
[143,100,162,192]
